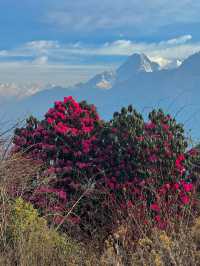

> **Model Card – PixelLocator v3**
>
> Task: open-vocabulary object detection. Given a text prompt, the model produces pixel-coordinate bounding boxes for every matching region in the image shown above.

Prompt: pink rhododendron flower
[162,123,170,131]
[182,182,193,192]
[155,215,161,222]
[175,154,186,173]
[181,195,190,205]
[76,162,88,169]
[173,183,180,190]
[145,122,156,130]
[150,203,160,212]
[57,191,67,200]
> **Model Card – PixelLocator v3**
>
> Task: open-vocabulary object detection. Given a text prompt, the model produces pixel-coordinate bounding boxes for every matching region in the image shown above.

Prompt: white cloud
[90,35,196,59]
[33,56,49,65]
[71,35,200,63]
[160,35,192,45]
[0,35,198,63]
[25,40,60,54]
[0,40,60,58]
[149,57,172,68]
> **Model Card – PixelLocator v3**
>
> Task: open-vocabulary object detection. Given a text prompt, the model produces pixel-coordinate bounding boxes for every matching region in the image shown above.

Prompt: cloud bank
[0,35,199,64]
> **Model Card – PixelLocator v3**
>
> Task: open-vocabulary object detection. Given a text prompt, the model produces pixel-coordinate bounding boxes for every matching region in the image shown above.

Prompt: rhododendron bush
[13,96,199,237]
[14,97,101,223]
[93,107,199,231]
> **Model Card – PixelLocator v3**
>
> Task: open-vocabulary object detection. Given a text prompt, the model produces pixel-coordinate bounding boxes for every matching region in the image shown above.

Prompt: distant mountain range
[2,52,200,140]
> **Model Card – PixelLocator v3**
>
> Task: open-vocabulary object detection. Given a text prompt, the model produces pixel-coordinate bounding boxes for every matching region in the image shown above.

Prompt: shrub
[14,97,100,180]
[13,97,102,230]
[13,97,199,239]
[93,107,198,232]
[4,197,84,266]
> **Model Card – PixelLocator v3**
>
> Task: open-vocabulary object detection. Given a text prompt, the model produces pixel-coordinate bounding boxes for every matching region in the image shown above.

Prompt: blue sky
[1,0,200,96]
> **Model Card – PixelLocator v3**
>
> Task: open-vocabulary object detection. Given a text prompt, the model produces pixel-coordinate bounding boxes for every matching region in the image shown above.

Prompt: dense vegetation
[0,96,200,265]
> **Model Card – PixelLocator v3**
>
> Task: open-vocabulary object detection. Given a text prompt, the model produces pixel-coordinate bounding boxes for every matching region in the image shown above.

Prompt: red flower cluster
[175,154,186,174]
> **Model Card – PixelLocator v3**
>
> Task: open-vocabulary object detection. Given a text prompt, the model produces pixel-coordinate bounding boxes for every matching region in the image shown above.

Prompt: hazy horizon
[1,1,200,97]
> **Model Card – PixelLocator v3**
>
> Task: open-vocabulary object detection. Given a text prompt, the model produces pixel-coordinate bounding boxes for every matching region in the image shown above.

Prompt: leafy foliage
[13,97,199,238]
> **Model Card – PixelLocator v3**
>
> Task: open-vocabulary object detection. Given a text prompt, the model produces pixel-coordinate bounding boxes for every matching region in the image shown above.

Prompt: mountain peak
[116,53,159,82]
[84,70,116,90]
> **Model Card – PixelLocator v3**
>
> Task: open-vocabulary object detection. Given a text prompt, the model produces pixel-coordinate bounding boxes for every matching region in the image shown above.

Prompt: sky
[1,0,200,97]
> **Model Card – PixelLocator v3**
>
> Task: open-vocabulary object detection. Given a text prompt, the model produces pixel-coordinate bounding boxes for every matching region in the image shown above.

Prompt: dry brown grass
[0,139,200,265]
[98,211,200,266]
[0,152,41,197]
[0,141,100,266]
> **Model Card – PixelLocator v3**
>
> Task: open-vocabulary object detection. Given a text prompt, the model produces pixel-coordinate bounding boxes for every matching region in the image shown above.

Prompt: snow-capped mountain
[116,53,160,82]
[150,57,182,70]
[84,53,159,89]
[2,52,200,139]
[164,59,182,70]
